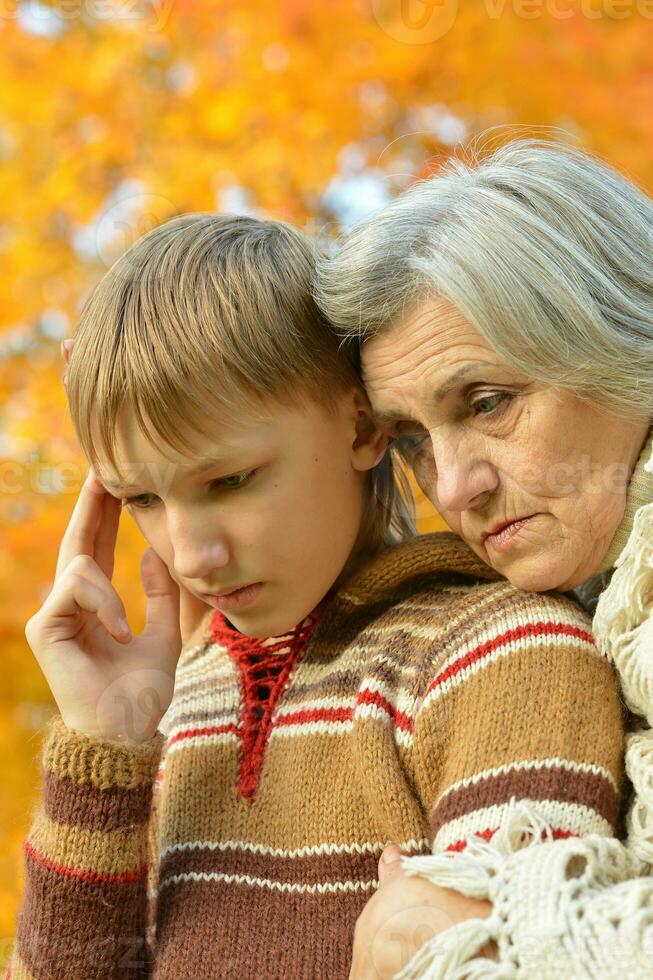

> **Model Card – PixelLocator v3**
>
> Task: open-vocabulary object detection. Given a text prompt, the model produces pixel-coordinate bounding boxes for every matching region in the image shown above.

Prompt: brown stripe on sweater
[16,858,150,980]
[178,588,524,713]
[159,838,429,887]
[43,770,153,832]
[405,586,554,678]
[429,764,620,840]
[308,568,507,663]
[327,585,524,680]
[153,871,368,980]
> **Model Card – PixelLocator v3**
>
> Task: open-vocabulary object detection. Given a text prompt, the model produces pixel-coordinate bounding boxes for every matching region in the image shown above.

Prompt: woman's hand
[24,468,183,744]
[348,846,496,979]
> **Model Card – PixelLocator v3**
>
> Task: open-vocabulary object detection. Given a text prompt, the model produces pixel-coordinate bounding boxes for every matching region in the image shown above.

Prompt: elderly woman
[315,139,653,977]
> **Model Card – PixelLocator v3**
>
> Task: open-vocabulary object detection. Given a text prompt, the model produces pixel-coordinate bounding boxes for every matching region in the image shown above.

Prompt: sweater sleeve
[411,590,625,853]
[5,715,165,980]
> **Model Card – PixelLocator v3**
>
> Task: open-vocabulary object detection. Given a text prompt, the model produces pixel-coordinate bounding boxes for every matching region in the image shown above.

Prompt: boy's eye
[218,470,256,490]
[121,493,157,510]
[121,469,257,510]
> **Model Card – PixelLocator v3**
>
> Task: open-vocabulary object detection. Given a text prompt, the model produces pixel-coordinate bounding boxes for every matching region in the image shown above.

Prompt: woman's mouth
[483,516,536,552]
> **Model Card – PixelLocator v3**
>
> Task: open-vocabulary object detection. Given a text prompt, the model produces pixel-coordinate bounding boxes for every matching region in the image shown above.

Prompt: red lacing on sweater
[210,599,332,801]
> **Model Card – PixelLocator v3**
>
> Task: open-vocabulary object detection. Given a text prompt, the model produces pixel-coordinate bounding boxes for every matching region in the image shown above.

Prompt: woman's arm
[394,805,650,978]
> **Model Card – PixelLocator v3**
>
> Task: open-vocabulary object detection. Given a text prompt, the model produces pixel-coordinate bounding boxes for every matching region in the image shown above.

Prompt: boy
[10,214,625,978]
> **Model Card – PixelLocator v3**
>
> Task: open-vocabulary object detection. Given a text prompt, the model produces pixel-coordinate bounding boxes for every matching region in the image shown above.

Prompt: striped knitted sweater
[7,533,626,980]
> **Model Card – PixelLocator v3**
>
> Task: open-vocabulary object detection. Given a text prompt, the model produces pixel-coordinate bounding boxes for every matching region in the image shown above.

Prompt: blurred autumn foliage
[2,0,653,955]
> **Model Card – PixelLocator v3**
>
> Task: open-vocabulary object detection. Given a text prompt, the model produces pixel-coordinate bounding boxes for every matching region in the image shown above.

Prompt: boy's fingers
[93,491,122,581]
[55,471,107,581]
[38,561,129,644]
[141,548,182,646]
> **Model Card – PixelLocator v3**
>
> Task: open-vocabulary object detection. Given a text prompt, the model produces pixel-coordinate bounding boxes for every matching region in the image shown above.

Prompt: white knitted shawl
[397,432,653,979]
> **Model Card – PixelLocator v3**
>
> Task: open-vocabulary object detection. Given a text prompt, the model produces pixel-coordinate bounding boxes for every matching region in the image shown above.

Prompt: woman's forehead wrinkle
[361,299,514,425]
[364,319,488,393]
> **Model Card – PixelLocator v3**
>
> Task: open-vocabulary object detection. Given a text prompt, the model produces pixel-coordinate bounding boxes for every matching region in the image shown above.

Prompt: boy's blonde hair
[67,213,415,551]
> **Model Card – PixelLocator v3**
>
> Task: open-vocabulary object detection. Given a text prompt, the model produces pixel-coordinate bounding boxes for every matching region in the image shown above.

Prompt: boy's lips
[201,583,264,613]
[201,583,256,597]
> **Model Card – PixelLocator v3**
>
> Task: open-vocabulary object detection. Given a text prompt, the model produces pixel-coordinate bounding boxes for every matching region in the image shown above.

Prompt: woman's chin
[488,552,577,594]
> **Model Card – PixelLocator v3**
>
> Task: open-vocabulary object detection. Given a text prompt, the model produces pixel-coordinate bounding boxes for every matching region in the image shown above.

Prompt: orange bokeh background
[2,0,652,956]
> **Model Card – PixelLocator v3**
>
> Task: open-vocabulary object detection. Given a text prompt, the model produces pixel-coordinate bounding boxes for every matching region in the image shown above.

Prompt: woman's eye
[471,392,512,416]
[399,433,428,451]
[391,423,429,444]
[391,429,431,465]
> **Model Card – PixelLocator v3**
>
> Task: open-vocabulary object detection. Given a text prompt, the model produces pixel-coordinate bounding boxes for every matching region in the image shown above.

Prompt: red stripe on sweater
[23,840,147,885]
[444,826,577,852]
[274,706,354,727]
[168,723,240,746]
[356,689,414,732]
[428,621,595,694]
[275,693,414,732]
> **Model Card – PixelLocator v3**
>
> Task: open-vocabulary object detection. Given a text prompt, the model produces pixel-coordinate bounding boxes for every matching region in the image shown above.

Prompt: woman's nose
[430,439,499,513]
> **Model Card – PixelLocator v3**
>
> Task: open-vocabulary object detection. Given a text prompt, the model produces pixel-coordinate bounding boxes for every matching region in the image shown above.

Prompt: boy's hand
[60,338,209,648]
[25,469,183,744]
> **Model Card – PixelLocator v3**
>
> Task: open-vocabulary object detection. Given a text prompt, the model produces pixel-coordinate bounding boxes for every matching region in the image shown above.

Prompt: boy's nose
[171,538,231,583]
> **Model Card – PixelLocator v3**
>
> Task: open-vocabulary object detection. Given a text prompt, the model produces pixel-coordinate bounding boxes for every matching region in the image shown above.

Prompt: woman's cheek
[413,451,437,504]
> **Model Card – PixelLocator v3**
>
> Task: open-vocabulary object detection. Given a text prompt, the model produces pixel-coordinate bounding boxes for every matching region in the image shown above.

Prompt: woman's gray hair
[314,138,653,420]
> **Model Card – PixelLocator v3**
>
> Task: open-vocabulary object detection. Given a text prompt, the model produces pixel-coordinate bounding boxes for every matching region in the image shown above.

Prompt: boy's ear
[350,386,389,472]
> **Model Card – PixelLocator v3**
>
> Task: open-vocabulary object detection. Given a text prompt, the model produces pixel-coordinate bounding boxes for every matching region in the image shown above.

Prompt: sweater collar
[598,427,653,573]
[195,532,495,654]
[209,591,333,660]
